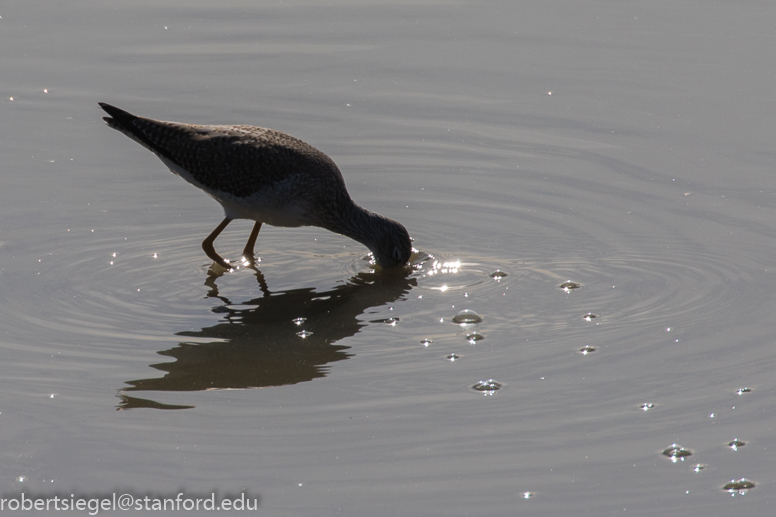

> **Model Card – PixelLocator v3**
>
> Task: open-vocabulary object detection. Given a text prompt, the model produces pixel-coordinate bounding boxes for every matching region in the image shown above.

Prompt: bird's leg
[242,221,263,263]
[202,217,233,269]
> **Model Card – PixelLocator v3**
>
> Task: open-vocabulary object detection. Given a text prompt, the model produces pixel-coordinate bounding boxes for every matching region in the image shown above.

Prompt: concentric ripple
[5,220,415,349]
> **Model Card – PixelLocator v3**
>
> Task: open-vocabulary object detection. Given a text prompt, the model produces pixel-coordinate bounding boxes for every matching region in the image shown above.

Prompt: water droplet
[471,379,502,394]
[662,443,692,462]
[640,403,655,411]
[736,387,751,395]
[724,478,755,494]
[579,345,597,355]
[292,317,306,326]
[296,330,313,338]
[728,438,745,451]
[374,317,399,326]
[452,309,482,324]
[466,332,484,344]
[582,313,596,321]
[420,338,433,347]
[693,464,705,473]
[490,270,508,280]
[447,353,460,361]
[560,281,581,292]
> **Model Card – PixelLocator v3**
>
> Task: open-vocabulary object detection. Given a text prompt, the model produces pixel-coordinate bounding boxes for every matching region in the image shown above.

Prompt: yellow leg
[242,221,263,261]
[201,217,233,269]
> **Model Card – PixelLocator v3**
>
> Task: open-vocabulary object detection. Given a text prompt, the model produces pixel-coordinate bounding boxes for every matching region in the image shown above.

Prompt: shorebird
[99,103,412,270]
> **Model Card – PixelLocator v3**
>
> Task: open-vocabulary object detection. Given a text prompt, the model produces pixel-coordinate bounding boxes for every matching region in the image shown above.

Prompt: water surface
[2,1,775,515]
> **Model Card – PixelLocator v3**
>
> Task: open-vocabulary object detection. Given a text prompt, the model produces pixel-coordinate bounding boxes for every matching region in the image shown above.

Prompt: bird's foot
[213,258,234,270]
[241,253,261,267]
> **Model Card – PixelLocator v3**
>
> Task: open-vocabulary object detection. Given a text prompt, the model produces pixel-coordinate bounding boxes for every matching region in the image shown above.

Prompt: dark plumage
[99,103,412,269]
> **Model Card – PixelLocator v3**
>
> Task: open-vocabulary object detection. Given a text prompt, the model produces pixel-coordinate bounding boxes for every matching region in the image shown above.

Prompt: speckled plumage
[99,102,412,269]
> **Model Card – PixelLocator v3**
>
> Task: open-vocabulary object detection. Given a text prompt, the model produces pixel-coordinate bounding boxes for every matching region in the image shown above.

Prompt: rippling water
[2,1,775,515]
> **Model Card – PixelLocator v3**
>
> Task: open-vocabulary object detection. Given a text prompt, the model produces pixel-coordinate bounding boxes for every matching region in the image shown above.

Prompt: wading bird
[99,103,412,270]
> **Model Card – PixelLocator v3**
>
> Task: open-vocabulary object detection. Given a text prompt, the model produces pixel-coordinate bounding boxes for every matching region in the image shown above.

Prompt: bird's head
[370,218,413,269]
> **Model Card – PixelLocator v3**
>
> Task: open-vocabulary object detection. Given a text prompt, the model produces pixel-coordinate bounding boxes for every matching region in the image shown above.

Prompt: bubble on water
[292,317,306,326]
[724,478,755,495]
[736,387,751,395]
[472,379,502,394]
[582,313,596,321]
[728,438,745,451]
[640,402,655,411]
[452,309,482,324]
[692,464,705,473]
[579,345,597,355]
[662,443,692,462]
[17,476,27,483]
[420,338,433,347]
[446,353,460,361]
[522,491,534,499]
[377,317,399,326]
[296,330,313,338]
[489,270,508,280]
[466,332,484,344]
[560,280,581,292]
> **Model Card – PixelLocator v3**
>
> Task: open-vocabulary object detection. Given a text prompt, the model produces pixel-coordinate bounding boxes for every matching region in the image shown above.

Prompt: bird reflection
[118,265,416,410]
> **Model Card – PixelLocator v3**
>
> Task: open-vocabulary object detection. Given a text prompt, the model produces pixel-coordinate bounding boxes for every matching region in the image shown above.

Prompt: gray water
[2,1,775,514]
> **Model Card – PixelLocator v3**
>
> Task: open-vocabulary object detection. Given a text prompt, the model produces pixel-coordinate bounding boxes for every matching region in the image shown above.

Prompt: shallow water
[2,1,776,514]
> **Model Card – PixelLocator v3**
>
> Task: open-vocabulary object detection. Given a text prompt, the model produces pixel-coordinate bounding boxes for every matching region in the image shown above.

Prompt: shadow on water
[118,264,417,410]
